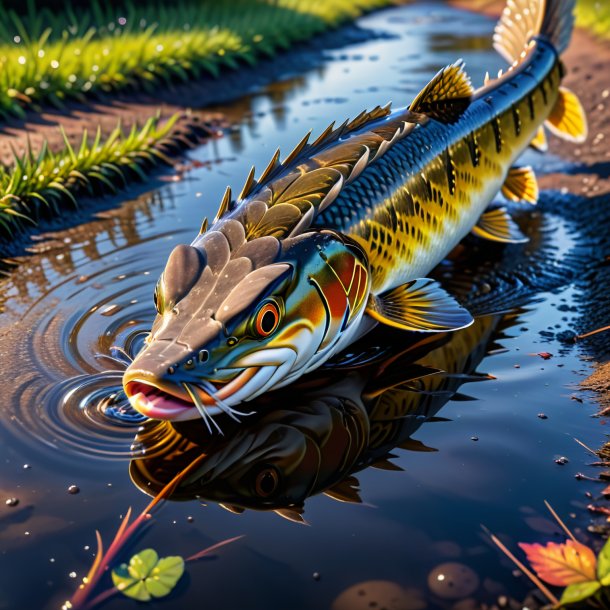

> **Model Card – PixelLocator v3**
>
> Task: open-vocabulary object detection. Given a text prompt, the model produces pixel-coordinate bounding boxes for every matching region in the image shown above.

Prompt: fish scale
[124,0,589,420]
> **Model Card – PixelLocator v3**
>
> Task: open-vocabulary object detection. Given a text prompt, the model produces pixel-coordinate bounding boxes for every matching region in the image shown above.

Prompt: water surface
[0,4,605,610]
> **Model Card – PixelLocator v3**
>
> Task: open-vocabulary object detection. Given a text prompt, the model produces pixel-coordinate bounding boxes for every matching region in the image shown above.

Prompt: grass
[576,0,610,41]
[0,0,391,121]
[0,113,204,236]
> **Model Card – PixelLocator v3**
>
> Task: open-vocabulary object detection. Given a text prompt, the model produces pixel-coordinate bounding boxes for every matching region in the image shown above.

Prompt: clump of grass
[0,113,203,236]
[576,0,610,41]
[0,0,390,120]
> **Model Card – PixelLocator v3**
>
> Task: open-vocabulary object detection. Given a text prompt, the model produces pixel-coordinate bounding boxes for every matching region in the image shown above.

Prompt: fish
[129,315,508,519]
[123,0,587,424]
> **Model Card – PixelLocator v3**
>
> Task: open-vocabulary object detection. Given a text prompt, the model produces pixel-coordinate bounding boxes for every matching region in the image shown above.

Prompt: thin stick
[577,325,610,340]
[574,437,599,457]
[544,500,577,543]
[186,535,245,562]
[486,529,559,605]
[70,453,208,609]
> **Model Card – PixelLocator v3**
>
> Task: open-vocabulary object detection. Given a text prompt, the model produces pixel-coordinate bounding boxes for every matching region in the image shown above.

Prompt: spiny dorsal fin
[199,217,208,235]
[238,166,256,201]
[323,476,362,504]
[218,503,245,514]
[366,278,473,332]
[471,207,528,243]
[370,456,404,471]
[214,186,232,223]
[545,86,587,143]
[398,438,438,452]
[529,125,548,152]
[282,129,312,166]
[258,148,281,184]
[501,166,538,205]
[274,507,308,525]
[409,60,473,123]
[346,103,392,132]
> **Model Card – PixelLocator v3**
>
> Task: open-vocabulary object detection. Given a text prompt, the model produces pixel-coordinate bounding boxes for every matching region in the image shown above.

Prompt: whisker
[94,353,129,369]
[198,380,256,420]
[110,345,134,363]
[183,383,224,435]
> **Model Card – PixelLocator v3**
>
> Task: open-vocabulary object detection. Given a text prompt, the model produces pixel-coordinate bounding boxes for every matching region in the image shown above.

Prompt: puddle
[0,4,605,610]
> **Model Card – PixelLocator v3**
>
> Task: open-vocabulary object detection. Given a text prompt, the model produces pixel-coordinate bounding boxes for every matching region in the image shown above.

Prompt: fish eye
[254,301,281,338]
[254,466,279,498]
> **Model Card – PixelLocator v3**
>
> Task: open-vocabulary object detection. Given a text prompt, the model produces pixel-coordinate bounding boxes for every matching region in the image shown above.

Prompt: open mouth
[124,368,259,421]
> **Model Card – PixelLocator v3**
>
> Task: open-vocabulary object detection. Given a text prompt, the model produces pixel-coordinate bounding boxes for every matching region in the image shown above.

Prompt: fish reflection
[130,314,512,521]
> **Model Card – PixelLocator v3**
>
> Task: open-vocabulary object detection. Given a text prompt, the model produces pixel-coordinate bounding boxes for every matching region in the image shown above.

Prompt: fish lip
[123,368,259,421]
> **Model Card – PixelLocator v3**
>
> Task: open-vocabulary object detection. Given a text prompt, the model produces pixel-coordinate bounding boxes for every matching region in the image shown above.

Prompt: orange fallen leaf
[518,540,597,586]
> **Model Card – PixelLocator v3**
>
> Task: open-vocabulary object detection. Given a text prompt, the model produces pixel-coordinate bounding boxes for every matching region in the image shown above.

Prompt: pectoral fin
[366,278,473,332]
[529,126,548,152]
[471,207,528,243]
[501,166,538,205]
[545,86,588,143]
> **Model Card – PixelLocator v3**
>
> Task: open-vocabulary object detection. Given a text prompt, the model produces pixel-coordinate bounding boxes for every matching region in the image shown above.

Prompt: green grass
[0,0,391,120]
[0,113,198,235]
[576,0,610,41]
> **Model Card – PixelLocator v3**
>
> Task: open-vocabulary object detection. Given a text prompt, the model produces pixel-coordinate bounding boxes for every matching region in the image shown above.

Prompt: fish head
[123,224,371,423]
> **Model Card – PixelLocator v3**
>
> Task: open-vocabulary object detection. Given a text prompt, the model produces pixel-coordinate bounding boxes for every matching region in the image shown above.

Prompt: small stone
[514,364,520,368]
[537,413,548,419]
[23,464,31,469]
[67,485,80,495]
[555,456,569,465]
[69,572,77,579]
[5,497,19,507]
[471,436,479,442]
[313,572,321,581]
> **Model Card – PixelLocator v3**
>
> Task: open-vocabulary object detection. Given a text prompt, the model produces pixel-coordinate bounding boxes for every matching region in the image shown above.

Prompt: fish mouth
[124,368,259,422]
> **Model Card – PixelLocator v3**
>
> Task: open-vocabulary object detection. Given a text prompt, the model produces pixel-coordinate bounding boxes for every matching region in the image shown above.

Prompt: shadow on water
[0,3,608,610]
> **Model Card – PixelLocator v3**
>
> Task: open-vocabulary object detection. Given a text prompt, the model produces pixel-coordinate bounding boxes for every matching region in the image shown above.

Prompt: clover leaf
[112,549,184,601]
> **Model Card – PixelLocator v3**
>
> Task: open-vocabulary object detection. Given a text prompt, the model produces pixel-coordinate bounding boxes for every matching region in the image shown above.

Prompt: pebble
[555,457,569,465]
[23,464,31,469]
[5,497,19,507]
[471,436,479,442]
[69,572,77,579]
[313,572,321,581]
[187,516,194,523]
[67,485,80,495]
[537,413,548,419]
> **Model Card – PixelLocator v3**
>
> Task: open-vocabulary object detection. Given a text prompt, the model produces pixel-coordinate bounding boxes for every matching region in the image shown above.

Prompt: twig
[70,452,208,609]
[544,500,578,543]
[574,437,599,457]
[577,325,610,340]
[484,527,559,606]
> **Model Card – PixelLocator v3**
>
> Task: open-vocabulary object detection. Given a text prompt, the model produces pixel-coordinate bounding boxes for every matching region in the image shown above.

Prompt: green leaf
[146,556,185,598]
[597,538,610,583]
[111,564,151,601]
[560,581,601,605]
[128,548,158,580]
[112,550,184,602]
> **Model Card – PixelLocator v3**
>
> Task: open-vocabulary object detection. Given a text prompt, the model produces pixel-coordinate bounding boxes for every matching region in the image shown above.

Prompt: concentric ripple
[0,201,192,461]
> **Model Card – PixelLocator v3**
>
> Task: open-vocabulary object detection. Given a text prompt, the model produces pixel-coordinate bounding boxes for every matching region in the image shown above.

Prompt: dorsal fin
[409,60,473,123]
[213,186,232,223]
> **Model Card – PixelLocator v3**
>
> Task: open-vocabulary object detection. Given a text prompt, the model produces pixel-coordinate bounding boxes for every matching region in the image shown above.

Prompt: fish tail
[494,0,587,143]
[493,0,575,62]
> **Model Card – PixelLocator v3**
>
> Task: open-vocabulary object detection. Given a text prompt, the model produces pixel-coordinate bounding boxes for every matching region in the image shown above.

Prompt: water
[0,4,605,610]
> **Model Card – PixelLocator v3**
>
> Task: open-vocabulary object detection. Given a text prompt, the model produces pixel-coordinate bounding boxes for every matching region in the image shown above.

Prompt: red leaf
[519,540,597,586]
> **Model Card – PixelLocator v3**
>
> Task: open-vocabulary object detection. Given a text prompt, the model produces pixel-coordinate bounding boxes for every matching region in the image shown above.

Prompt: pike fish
[124,0,587,425]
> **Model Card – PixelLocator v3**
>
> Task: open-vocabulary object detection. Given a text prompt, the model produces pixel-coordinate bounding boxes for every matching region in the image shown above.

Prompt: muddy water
[0,4,605,610]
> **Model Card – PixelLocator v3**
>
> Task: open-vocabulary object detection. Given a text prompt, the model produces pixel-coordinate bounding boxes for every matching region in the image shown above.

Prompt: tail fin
[494,0,587,143]
[493,0,575,62]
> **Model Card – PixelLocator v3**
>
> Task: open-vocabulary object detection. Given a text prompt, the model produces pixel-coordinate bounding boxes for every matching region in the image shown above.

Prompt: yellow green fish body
[124,0,587,424]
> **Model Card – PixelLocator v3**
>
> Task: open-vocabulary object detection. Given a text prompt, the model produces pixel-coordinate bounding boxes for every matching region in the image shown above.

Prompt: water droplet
[67,485,80,494]
[312,572,321,581]
[537,413,548,419]
[555,456,569,465]
[470,436,479,442]
[23,464,31,469]
[69,572,77,579]
[5,497,19,507]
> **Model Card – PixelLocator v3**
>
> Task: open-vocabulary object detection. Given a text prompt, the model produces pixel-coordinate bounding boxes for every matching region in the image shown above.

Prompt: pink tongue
[129,389,192,419]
